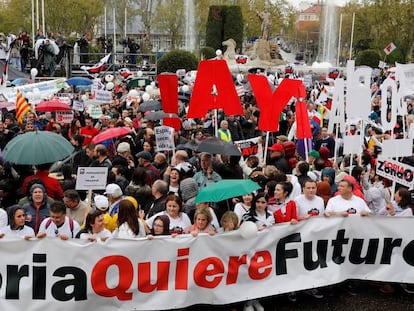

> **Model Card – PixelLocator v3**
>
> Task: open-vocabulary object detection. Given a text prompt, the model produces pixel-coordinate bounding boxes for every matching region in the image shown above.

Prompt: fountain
[184,0,196,51]
[318,0,337,66]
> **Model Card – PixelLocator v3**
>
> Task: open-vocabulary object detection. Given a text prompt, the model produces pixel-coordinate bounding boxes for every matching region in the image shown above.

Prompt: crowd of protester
[0,51,413,309]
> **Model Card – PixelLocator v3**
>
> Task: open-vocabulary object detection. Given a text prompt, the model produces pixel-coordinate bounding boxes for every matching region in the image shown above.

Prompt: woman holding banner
[378,188,414,217]
[0,205,34,239]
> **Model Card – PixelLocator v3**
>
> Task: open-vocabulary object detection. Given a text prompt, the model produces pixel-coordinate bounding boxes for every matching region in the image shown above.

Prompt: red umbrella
[92,127,132,144]
[0,102,16,110]
[36,100,71,112]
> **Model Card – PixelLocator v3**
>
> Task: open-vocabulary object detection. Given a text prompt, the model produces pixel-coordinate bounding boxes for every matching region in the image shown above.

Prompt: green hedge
[206,5,243,52]
[157,50,199,74]
[355,49,381,68]
[200,46,217,59]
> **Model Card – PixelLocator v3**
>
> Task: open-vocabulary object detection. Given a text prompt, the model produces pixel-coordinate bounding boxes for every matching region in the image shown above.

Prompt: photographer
[127,38,140,65]
[39,39,56,77]
[77,35,89,64]
[18,31,30,72]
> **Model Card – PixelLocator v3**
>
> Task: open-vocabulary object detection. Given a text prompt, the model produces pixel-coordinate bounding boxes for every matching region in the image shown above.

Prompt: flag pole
[263,131,270,164]
[31,0,35,48]
[124,7,127,39]
[336,13,343,67]
[41,0,45,37]
[304,138,309,163]
[104,7,107,54]
[349,12,355,60]
[113,8,116,56]
[36,0,39,31]
[334,124,339,165]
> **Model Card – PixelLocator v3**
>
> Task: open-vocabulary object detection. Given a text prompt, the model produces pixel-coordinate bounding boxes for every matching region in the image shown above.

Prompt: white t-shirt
[38,216,81,238]
[0,225,35,238]
[146,211,192,234]
[234,203,251,224]
[326,195,370,215]
[0,208,7,227]
[111,221,146,239]
[295,194,325,218]
[79,229,112,240]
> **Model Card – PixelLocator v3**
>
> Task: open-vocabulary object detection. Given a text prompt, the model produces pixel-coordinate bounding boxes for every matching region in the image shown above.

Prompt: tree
[355,49,380,68]
[0,0,104,37]
[341,1,413,63]
[153,0,185,50]
[131,0,158,34]
[157,50,198,73]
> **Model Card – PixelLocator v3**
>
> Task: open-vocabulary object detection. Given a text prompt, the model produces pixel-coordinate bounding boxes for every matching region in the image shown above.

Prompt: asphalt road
[183,282,414,311]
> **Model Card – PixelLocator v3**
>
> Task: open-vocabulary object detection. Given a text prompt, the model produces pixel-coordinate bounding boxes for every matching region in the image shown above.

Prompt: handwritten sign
[155,126,175,151]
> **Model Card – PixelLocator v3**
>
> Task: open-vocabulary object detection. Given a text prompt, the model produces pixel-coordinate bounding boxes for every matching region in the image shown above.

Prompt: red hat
[268,143,284,152]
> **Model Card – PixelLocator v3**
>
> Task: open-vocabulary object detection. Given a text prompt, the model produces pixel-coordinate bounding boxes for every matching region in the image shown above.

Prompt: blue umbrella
[66,77,92,86]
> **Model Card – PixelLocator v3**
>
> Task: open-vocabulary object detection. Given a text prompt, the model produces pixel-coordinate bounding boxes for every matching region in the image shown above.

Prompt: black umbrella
[196,137,241,156]
[177,139,199,151]
[178,95,191,102]
[145,111,178,121]
[139,100,162,112]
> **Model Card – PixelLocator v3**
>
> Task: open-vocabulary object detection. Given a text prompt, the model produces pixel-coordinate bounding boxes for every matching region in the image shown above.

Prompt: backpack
[45,217,75,238]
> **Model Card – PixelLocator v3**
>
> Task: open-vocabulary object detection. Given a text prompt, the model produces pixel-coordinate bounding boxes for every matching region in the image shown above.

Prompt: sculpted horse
[222,38,237,60]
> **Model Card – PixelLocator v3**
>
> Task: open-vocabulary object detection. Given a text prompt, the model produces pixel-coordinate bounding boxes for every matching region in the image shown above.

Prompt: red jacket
[22,170,64,201]
[273,200,298,223]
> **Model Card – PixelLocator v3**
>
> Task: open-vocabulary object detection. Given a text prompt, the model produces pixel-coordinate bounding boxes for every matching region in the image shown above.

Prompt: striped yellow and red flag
[15,90,31,123]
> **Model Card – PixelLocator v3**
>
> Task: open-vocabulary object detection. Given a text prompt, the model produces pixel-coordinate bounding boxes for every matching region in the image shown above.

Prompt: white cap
[94,195,109,211]
[117,142,130,153]
[104,183,123,198]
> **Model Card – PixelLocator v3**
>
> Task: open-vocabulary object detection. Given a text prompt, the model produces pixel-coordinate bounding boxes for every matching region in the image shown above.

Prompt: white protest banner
[346,60,371,119]
[91,78,105,94]
[327,78,346,133]
[56,111,74,124]
[75,166,108,190]
[303,74,312,88]
[72,100,84,111]
[94,90,112,103]
[343,135,362,155]
[234,136,261,158]
[88,104,103,119]
[55,95,72,104]
[1,78,67,102]
[0,217,413,311]
[396,62,414,96]
[155,126,175,151]
[381,139,413,158]
[376,156,414,188]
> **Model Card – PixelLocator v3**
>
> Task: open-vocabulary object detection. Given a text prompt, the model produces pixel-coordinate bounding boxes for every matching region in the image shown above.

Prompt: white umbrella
[35,39,60,59]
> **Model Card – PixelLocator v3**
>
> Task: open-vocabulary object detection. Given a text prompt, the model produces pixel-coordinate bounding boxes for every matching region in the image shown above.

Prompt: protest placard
[155,126,175,151]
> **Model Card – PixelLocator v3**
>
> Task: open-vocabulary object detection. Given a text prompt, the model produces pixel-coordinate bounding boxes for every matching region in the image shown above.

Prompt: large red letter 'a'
[187,60,243,118]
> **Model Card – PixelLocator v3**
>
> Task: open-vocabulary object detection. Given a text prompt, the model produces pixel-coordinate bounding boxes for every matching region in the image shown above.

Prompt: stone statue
[256,10,271,41]
[141,32,152,54]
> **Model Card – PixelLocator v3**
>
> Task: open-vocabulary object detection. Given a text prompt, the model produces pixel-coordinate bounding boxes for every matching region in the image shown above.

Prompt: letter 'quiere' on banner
[0,217,413,310]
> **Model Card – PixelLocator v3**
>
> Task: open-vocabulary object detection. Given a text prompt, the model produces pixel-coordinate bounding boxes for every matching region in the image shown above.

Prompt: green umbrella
[127,78,152,89]
[3,131,74,165]
[195,179,261,204]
